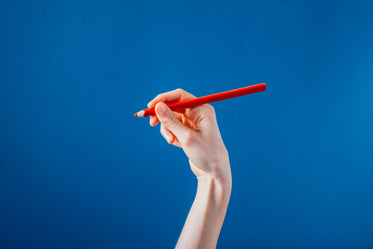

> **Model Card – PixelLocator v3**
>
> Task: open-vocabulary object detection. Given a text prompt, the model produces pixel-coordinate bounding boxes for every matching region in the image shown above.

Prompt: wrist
[199,160,232,191]
[197,173,232,206]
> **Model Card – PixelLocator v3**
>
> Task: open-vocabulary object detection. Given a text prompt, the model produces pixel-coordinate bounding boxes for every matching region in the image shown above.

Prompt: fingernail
[161,104,167,113]
[159,103,168,114]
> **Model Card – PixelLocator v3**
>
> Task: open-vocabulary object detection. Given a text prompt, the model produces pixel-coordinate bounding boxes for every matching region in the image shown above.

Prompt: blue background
[1,0,373,248]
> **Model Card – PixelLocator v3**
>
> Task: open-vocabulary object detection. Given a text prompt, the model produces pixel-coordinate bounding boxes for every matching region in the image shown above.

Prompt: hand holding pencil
[146,87,232,178]
[140,82,266,177]
[139,83,266,249]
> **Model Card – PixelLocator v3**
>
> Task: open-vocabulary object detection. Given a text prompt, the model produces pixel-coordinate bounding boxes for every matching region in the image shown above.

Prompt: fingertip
[168,134,175,144]
[155,102,168,113]
[149,116,159,126]
[153,119,160,127]
[147,98,159,108]
[154,102,162,116]
[155,102,163,108]
[148,94,163,109]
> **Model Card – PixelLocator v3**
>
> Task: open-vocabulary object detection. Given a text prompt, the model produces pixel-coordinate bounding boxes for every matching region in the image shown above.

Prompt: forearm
[175,172,232,249]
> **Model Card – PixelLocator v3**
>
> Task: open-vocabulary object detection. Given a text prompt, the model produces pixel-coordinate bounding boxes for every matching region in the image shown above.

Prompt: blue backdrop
[1,1,373,248]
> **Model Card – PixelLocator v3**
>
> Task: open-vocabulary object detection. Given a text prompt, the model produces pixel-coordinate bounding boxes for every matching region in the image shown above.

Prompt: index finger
[147,89,196,108]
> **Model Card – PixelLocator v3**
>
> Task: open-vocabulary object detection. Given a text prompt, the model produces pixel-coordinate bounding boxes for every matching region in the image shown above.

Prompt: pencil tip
[134,110,145,117]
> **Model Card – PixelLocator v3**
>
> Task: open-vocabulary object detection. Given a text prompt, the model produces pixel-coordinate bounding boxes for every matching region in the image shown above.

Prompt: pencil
[134,82,266,117]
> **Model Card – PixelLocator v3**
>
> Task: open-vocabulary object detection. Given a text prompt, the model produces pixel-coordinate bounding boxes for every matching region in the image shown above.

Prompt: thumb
[155,102,191,142]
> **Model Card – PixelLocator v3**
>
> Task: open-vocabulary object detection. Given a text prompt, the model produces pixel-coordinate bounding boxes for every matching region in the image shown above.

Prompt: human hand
[147,89,231,183]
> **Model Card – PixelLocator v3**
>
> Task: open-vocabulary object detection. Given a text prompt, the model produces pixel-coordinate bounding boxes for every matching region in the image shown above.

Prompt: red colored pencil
[134,82,266,117]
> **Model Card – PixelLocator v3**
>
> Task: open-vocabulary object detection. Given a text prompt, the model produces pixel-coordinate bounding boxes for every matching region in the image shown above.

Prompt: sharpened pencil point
[134,110,145,117]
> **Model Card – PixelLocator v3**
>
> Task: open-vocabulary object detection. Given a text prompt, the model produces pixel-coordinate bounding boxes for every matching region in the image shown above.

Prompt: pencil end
[261,82,267,91]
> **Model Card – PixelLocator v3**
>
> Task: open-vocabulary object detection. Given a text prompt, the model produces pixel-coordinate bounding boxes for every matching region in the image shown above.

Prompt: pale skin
[147,89,232,249]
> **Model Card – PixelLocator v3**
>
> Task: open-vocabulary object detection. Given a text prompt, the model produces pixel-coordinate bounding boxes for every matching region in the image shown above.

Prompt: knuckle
[200,104,216,118]
[163,114,177,127]
[176,88,188,95]
[155,93,163,100]
[205,104,215,112]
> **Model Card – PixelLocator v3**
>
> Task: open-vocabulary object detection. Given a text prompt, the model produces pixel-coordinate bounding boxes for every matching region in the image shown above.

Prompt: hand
[147,89,231,183]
